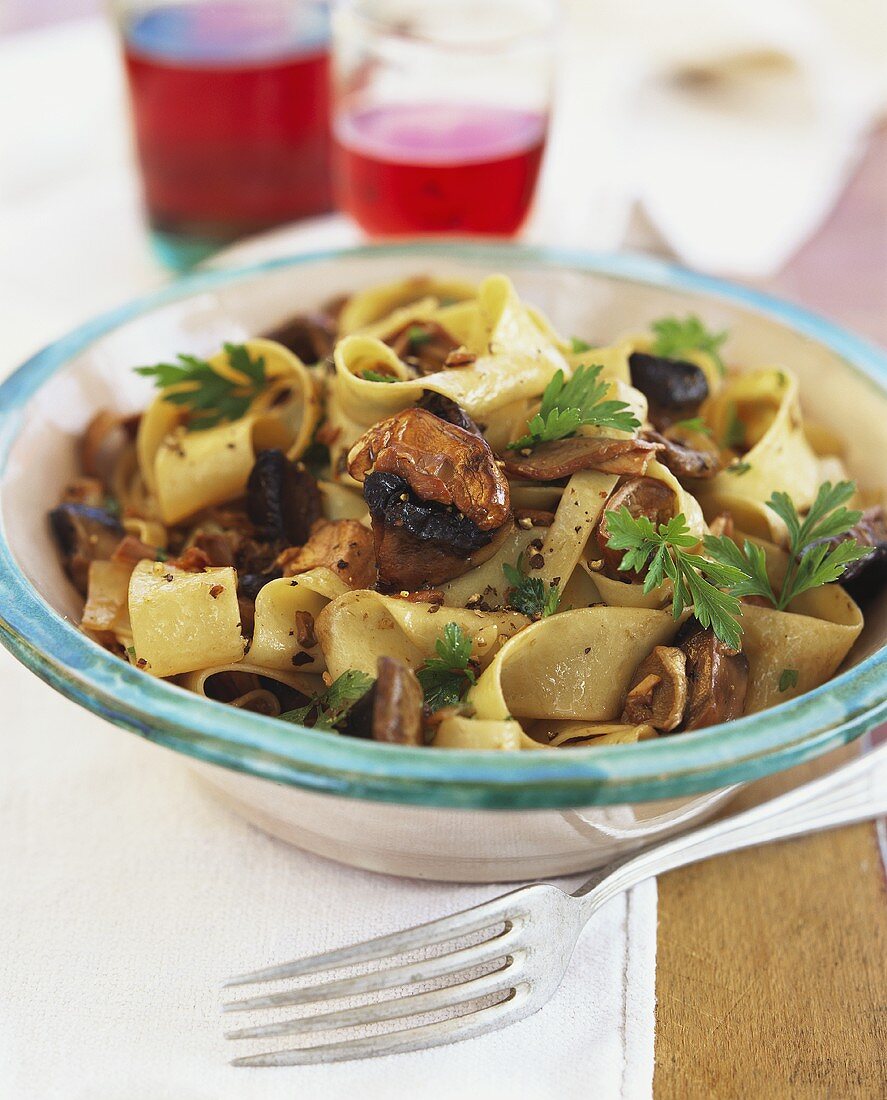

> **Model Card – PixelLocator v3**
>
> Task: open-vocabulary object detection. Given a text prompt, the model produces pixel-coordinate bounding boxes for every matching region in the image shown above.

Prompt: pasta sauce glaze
[122,0,333,245]
[334,103,547,236]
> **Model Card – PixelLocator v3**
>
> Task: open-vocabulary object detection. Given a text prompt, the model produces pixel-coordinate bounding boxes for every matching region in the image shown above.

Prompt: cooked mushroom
[629,351,709,428]
[812,505,886,604]
[640,427,721,479]
[276,518,376,589]
[246,450,322,545]
[348,408,509,529]
[676,619,749,730]
[262,296,344,363]
[340,657,424,744]
[621,646,688,731]
[49,504,124,594]
[385,320,461,375]
[594,477,677,579]
[417,391,484,437]
[500,435,663,481]
[348,408,511,588]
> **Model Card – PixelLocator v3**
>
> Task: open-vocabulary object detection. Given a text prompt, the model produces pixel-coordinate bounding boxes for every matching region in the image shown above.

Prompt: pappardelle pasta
[49,274,886,750]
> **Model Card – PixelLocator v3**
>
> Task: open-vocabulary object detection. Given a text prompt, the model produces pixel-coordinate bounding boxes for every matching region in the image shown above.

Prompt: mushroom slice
[49,504,124,595]
[262,296,344,364]
[417,392,484,438]
[676,620,749,730]
[385,320,461,375]
[640,428,722,480]
[621,646,688,732]
[594,477,677,579]
[246,449,322,545]
[276,518,376,589]
[371,656,425,744]
[348,408,510,530]
[813,505,886,604]
[629,352,709,428]
[501,435,662,481]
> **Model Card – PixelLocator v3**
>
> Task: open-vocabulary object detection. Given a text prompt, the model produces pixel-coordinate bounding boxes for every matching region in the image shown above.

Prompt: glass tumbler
[116,0,334,268]
[331,0,557,237]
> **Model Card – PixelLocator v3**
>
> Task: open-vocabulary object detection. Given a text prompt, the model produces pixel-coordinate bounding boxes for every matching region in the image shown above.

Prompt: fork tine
[225,967,514,1040]
[230,989,530,1066]
[221,933,517,1014]
[223,892,521,988]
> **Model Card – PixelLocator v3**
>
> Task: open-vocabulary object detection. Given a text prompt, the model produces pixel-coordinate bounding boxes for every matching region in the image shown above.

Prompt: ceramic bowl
[1,243,885,881]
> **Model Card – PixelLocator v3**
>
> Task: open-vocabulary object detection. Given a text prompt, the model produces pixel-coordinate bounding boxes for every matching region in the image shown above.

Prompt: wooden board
[654,744,887,1098]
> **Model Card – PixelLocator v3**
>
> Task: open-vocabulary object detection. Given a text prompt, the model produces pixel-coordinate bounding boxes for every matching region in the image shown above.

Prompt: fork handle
[576,743,887,914]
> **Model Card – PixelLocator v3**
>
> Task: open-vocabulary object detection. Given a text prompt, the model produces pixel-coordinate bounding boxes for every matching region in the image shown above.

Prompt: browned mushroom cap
[276,518,377,589]
[811,504,886,604]
[370,656,424,744]
[348,408,510,531]
[640,427,722,480]
[594,477,677,579]
[621,646,688,731]
[49,504,125,594]
[417,391,484,438]
[628,352,709,428]
[385,320,461,376]
[676,620,749,730]
[340,656,424,744]
[500,435,662,481]
[372,513,512,590]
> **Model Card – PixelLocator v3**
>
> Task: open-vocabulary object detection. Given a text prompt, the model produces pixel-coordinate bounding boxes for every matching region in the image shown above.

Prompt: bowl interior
[1,244,885,807]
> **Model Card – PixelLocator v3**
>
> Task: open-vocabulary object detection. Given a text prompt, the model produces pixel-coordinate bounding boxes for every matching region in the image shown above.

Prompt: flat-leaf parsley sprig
[503,556,560,620]
[135,342,268,431]
[605,509,746,649]
[279,669,374,731]
[417,622,477,712]
[704,480,871,611]
[651,315,727,376]
[508,364,640,451]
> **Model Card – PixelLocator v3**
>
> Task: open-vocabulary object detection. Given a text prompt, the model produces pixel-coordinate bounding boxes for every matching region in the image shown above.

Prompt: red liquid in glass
[335,103,547,236]
[123,1,333,247]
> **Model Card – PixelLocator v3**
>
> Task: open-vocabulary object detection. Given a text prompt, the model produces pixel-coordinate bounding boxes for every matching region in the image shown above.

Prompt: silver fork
[222,743,887,1066]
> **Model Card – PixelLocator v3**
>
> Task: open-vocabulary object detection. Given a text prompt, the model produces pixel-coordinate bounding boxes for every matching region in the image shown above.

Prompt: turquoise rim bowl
[0,242,885,809]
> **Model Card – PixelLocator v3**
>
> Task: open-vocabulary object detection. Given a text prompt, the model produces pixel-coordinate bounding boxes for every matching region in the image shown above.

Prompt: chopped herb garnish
[673,417,712,436]
[361,369,396,383]
[125,645,136,660]
[651,315,727,376]
[726,461,752,476]
[778,668,799,692]
[503,556,560,619]
[705,480,871,611]
[279,669,374,731]
[407,325,432,347]
[135,343,268,431]
[605,509,746,649]
[102,495,121,517]
[507,364,640,450]
[569,336,593,353]
[417,622,477,712]
[723,402,745,449]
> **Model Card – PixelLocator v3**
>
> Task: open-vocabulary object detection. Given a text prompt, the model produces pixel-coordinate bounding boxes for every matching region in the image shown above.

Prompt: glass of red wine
[118,0,334,268]
[331,0,556,238]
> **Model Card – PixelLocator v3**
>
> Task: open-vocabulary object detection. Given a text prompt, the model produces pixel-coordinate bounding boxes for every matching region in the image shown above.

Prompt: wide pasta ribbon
[136,338,320,524]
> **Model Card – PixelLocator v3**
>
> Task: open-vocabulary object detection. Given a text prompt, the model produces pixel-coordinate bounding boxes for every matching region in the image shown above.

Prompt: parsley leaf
[778,668,799,692]
[705,481,871,611]
[507,364,640,450]
[417,622,477,712]
[604,508,746,649]
[503,556,560,619]
[279,669,374,731]
[361,369,396,383]
[406,325,432,347]
[570,336,593,353]
[726,461,752,476]
[651,315,728,376]
[135,343,268,431]
[672,416,712,436]
[722,402,746,449]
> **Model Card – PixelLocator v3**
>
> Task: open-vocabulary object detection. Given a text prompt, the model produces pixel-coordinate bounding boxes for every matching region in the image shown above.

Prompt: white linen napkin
[0,647,657,1099]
